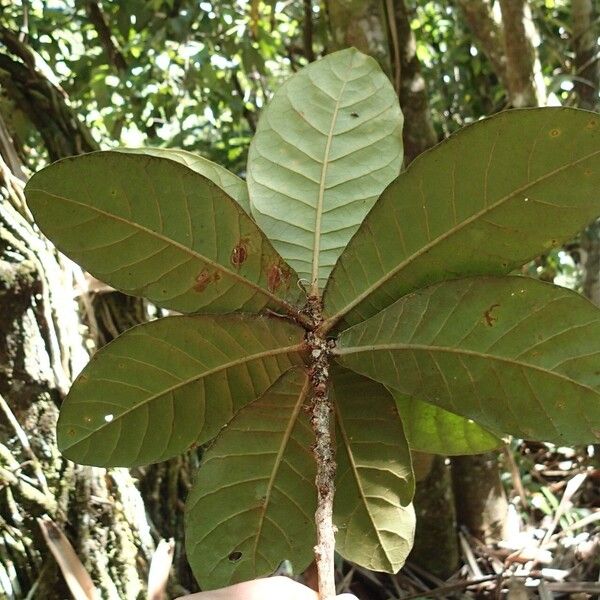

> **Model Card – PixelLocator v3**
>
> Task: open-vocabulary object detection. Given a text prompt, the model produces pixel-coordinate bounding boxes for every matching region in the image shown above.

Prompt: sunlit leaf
[247,47,403,290]
[57,315,305,466]
[324,108,600,328]
[332,369,415,573]
[26,151,301,315]
[186,369,316,589]
[335,276,600,444]
[392,394,502,455]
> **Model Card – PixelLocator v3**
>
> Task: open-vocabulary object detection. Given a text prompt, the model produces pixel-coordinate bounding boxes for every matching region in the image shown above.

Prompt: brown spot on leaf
[230,239,249,267]
[267,263,291,292]
[483,303,500,327]
[193,270,220,292]
[228,551,242,562]
[586,119,597,129]
[549,128,561,137]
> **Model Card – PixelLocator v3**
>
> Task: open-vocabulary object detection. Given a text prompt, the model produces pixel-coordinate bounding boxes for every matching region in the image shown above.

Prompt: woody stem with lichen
[306,296,337,600]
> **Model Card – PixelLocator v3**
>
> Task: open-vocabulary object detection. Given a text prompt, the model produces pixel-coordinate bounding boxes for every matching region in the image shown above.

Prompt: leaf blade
[26,151,301,315]
[57,315,305,467]
[185,369,316,590]
[332,369,415,573]
[335,276,600,445]
[392,394,502,455]
[324,108,600,328]
[114,147,251,214]
[247,48,403,290]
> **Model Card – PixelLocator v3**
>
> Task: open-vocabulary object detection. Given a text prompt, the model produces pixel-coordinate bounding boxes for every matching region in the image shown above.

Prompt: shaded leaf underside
[332,369,415,573]
[26,152,301,315]
[324,108,600,329]
[186,369,316,590]
[57,315,305,466]
[115,147,251,213]
[336,276,600,445]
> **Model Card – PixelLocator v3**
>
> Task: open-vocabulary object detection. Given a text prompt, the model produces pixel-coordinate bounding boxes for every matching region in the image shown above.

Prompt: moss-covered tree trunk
[0,48,155,597]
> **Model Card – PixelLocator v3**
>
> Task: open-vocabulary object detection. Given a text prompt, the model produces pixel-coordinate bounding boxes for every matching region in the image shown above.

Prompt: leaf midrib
[29,188,293,313]
[335,342,600,399]
[62,343,304,451]
[311,58,354,294]
[324,148,600,328]
[252,375,310,567]
[334,401,396,572]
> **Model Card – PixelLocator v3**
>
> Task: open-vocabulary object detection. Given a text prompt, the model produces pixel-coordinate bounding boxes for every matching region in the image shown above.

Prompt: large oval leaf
[185,369,316,589]
[332,369,415,573]
[335,276,600,445]
[115,147,250,214]
[392,394,502,455]
[57,315,305,467]
[247,47,403,291]
[25,151,301,315]
[324,108,600,329]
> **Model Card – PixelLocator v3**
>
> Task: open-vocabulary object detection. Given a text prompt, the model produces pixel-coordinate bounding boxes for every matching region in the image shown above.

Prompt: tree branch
[572,0,599,110]
[499,0,546,107]
[84,0,127,72]
[303,0,316,62]
[454,0,507,86]
[390,0,438,164]
[0,47,98,161]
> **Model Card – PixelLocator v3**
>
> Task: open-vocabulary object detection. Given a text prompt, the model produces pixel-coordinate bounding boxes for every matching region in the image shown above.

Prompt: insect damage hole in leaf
[23,45,600,600]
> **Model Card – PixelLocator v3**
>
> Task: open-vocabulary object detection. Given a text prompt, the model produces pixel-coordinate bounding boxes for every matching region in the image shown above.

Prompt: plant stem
[306,296,337,600]
[311,382,336,599]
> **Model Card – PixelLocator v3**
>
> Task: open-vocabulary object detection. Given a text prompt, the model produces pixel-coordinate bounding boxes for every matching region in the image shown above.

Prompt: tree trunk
[572,0,599,111]
[326,0,460,577]
[390,0,438,164]
[325,0,392,75]
[451,454,508,543]
[454,0,507,87]
[573,1,600,465]
[0,44,156,597]
[409,454,459,579]
[499,0,547,106]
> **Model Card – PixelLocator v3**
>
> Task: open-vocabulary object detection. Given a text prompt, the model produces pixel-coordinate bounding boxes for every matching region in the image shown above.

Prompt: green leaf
[25,151,301,315]
[57,315,305,467]
[114,147,250,214]
[247,47,403,291]
[392,394,502,455]
[324,108,600,328]
[335,276,600,445]
[332,369,415,573]
[185,369,316,589]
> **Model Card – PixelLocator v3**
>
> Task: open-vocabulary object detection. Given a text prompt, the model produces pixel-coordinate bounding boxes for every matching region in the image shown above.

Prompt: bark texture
[390,0,438,164]
[454,0,507,86]
[0,43,157,597]
[410,455,459,578]
[572,0,599,111]
[499,0,547,106]
[451,454,509,543]
[325,0,392,75]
